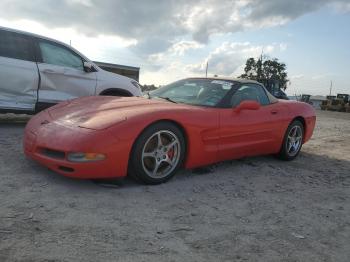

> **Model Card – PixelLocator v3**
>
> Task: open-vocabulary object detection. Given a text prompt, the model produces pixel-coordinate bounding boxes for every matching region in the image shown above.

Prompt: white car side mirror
[83,61,94,72]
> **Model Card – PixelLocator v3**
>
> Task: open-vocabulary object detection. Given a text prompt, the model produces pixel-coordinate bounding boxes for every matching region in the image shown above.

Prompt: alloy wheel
[141,130,181,179]
[287,125,303,157]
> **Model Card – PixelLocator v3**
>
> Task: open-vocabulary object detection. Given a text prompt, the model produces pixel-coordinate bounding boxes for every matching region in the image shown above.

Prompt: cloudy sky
[1,0,350,95]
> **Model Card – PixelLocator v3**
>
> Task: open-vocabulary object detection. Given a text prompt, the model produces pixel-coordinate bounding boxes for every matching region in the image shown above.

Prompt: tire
[129,122,186,185]
[277,120,304,161]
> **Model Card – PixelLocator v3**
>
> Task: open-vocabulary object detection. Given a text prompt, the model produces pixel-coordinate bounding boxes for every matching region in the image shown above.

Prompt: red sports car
[24,78,316,184]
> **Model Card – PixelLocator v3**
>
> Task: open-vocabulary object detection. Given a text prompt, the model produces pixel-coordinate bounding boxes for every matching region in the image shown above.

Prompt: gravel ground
[0,110,349,262]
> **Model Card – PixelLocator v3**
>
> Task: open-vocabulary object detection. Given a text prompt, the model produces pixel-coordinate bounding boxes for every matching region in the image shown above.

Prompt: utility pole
[205,61,208,78]
[329,80,333,96]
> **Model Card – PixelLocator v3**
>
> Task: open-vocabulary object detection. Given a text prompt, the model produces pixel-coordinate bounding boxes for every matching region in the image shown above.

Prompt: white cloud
[279,43,288,52]
[0,0,347,55]
[185,42,286,77]
[329,2,350,13]
[311,73,335,80]
[140,41,288,84]
[69,0,93,7]
[290,74,304,80]
[169,41,204,56]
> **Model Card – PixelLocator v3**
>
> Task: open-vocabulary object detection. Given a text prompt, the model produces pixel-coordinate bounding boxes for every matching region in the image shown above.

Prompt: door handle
[271,110,278,115]
[42,69,59,74]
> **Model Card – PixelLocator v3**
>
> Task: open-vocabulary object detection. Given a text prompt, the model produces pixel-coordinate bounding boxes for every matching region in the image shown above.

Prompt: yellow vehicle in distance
[320,95,335,110]
[327,94,349,112]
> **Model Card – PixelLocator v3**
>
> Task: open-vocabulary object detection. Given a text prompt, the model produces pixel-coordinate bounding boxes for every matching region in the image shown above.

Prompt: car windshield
[148,79,235,107]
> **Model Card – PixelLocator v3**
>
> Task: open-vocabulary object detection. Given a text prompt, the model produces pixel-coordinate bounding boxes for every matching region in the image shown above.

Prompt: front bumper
[23,111,131,179]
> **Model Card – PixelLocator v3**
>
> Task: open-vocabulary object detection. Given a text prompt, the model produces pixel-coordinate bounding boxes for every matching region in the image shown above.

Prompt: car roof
[0,26,91,62]
[186,77,261,85]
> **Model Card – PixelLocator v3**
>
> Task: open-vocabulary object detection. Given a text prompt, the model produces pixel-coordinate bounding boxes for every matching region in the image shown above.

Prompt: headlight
[67,152,106,162]
[131,81,142,90]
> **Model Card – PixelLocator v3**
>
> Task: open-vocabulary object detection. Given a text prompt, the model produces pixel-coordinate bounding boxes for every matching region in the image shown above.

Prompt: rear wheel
[129,122,185,184]
[277,120,304,161]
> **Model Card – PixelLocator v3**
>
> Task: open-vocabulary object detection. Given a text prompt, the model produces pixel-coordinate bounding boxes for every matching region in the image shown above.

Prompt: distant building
[94,61,140,81]
[288,95,300,101]
[288,95,327,108]
[310,95,327,108]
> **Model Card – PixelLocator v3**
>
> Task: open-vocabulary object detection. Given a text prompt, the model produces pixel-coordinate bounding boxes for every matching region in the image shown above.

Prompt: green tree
[141,84,158,92]
[240,57,289,90]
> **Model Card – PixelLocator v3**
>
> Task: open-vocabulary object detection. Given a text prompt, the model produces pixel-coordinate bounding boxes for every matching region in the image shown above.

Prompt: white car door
[0,30,38,111]
[36,40,97,106]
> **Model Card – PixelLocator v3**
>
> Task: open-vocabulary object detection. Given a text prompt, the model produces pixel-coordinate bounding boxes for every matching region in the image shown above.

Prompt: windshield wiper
[158,97,178,103]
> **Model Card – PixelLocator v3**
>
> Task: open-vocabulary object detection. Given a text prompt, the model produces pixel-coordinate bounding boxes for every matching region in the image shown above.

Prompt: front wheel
[277,120,304,161]
[129,122,186,184]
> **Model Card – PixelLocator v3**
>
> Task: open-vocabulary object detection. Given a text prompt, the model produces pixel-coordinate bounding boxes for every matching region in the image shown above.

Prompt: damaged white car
[0,27,142,114]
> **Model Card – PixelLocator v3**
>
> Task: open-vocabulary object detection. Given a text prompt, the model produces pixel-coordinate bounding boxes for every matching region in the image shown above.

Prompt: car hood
[48,96,188,130]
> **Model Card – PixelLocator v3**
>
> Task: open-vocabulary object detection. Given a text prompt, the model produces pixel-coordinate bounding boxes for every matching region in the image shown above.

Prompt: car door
[36,39,97,107]
[218,84,285,161]
[0,30,38,111]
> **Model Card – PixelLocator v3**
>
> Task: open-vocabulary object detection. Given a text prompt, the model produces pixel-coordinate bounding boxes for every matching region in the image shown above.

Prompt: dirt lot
[0,110,349,262]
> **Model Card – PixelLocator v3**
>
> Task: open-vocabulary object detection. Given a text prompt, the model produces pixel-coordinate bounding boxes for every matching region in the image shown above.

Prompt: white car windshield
[149,79,236,107]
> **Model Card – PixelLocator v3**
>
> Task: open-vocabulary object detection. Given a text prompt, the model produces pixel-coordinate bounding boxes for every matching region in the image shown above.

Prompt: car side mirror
[83,61,94,73]
[233,100,260,113]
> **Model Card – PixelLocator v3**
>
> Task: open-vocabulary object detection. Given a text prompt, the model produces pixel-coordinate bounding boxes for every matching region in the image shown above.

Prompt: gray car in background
[0,27,142,114]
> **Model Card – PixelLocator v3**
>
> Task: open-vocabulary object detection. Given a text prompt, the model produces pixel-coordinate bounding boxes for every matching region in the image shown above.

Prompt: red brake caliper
[167,148,174,159]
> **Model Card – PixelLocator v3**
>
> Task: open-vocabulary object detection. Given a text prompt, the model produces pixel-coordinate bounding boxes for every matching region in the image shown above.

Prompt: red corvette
[24,78,316,184]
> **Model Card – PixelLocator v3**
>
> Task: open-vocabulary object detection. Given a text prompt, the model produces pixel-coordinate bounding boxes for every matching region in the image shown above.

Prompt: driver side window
[39,41,84,70]
[230,84,270,107]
